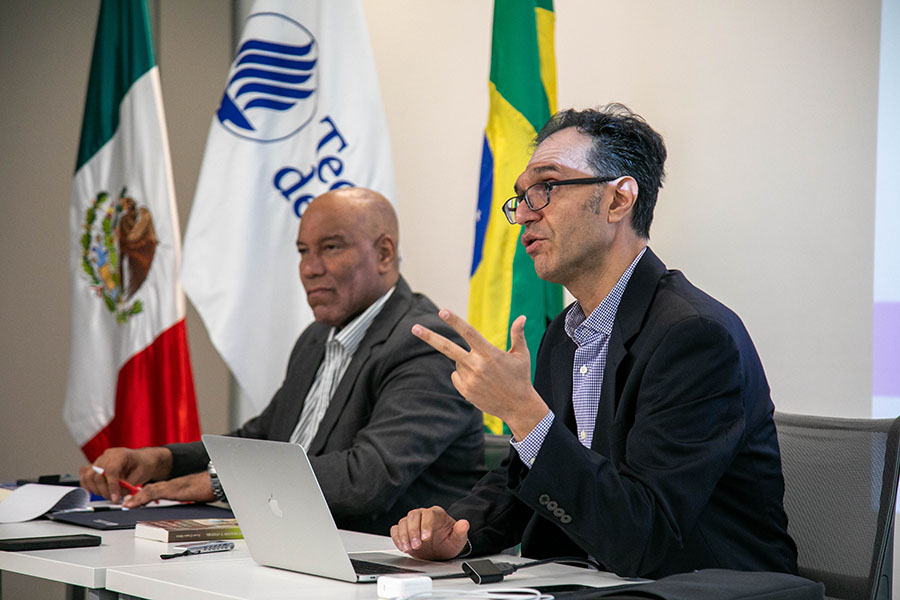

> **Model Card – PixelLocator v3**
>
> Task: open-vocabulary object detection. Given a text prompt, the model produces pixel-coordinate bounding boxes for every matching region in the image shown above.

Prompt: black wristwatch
[207,461,228,502]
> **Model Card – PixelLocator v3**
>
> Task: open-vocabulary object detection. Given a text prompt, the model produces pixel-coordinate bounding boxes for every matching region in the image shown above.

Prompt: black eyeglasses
[502,176,616,224]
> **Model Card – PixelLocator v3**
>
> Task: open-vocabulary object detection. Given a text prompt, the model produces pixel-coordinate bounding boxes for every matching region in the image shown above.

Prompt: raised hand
[412,310,548,441]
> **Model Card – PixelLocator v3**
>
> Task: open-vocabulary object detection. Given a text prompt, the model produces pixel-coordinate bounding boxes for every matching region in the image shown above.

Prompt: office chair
[483,433,511,471]
[775,412,900,600]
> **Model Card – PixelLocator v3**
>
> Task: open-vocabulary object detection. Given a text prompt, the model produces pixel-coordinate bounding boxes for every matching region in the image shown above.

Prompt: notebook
[47,503,234,530]
[201,434,464,583]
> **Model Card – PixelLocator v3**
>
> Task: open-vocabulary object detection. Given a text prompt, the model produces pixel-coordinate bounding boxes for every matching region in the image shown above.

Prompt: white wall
[0,1,888,597]
[368,0,880,418]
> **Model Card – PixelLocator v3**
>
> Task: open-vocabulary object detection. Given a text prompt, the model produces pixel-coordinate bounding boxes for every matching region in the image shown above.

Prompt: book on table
[134,518,243,542]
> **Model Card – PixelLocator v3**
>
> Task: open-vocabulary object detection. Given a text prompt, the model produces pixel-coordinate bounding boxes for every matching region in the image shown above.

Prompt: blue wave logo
[216,12,318,142]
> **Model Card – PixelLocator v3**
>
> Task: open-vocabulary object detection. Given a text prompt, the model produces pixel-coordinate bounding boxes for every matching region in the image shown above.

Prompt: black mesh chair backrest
[775,412,900,600]
[484,433,511,471]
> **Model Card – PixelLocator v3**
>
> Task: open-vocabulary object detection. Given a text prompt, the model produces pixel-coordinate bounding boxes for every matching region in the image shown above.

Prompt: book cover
[134,518,242,542]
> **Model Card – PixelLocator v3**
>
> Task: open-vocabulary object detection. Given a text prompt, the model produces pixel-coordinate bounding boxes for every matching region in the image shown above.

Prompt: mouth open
[521,233,544,254]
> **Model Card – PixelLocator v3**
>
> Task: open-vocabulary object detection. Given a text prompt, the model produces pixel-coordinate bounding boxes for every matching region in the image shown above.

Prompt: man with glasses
[390,104,798,578]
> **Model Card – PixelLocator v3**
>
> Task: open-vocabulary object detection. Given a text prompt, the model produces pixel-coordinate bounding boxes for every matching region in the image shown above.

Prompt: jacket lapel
[592,248,666,451]
[277,326,327,441]
[306,277,413,454]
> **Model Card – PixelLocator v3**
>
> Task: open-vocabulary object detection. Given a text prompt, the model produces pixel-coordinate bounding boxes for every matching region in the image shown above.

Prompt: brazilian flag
[469,0,562,435]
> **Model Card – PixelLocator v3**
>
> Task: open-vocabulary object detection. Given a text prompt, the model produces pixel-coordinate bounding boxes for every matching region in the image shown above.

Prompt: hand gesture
[412,310,548,440]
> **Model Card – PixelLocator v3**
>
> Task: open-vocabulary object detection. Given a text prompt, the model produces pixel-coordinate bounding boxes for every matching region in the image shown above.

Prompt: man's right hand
[79,447,173,504]
[390,506,470,560]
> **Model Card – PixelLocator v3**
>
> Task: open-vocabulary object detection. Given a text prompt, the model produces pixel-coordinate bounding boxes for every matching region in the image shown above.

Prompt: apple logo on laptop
[267,494,283,518]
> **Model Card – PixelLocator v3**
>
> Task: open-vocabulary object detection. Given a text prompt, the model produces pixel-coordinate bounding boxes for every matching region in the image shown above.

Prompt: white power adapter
[376,574,432,599]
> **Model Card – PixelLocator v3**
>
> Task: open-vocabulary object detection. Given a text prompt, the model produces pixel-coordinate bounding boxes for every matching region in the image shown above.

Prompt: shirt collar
[565,247,647,345]
[327,286,396,355]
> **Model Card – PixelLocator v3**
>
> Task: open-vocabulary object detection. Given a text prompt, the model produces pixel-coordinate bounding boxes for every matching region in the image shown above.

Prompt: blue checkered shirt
[511,248,646,468]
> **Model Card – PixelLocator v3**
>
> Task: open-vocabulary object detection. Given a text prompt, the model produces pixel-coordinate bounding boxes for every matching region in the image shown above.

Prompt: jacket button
[538,494,550,505]
[560,514,572,524]
[546,500,558,511]
[553,507,565,518]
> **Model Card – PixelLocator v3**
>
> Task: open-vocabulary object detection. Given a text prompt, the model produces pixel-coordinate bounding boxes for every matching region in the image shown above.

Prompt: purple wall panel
[873,301,900,396]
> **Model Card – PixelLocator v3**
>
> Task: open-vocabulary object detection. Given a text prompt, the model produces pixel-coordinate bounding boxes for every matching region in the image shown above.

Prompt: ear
[375,234,397,274]
[607,176,638,225]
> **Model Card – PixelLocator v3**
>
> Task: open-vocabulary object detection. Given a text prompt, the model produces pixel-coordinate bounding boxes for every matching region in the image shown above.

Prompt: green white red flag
[65,0,200,460]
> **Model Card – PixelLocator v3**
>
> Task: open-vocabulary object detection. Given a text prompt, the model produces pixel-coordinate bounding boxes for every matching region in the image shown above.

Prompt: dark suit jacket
[167,277,485,534]
[449,249,797,578]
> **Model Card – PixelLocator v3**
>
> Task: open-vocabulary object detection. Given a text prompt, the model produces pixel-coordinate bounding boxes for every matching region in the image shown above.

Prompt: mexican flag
[64,0,200,461]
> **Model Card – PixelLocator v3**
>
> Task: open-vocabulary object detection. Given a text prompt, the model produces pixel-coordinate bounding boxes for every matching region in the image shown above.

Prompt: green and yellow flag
[469,0,562,435]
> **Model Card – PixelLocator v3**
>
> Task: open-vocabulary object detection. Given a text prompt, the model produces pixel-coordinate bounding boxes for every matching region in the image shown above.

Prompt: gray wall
[0,0,231,485]
[0,0,889,598]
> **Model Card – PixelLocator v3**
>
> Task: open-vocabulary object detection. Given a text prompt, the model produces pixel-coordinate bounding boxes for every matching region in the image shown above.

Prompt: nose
[515,199,541,226]
[299,252,324,280]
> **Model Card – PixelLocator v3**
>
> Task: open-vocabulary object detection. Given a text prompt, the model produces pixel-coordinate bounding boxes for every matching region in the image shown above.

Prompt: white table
[2,519,640,599]
[106,556,637,600]
[0,519,252,598]
[0,519,396,599]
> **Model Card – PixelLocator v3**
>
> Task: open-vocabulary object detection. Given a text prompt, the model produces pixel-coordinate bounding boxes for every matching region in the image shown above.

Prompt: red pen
[91,465,142,494]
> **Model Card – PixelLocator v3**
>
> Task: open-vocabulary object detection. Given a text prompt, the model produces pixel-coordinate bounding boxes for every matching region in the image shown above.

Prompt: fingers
[391,508,425,553]
[80,447,139,503]
[103,472,124,504]
[121,486,155,509]
[390,506,467,561]
[452,518,471,543]
[80,461,123,503]
[411,323,469,362]
[436,309,493,353]
[79,464,110,501]
[122,479,172,508]
[412,309,496,361]
[508,315,529,356]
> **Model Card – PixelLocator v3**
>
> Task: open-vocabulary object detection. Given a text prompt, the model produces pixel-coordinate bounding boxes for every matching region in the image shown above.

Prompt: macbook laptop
[202,434,465,583]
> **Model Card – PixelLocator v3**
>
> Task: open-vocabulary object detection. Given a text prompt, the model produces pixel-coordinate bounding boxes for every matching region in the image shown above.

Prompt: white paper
[0,483,90,523]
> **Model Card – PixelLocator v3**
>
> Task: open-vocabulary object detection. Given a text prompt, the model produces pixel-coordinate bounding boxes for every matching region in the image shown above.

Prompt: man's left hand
[412,310,548,441]
[121,471,216,508]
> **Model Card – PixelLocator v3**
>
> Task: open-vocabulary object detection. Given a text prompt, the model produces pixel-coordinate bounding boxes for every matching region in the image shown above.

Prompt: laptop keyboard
[350,558,423,575]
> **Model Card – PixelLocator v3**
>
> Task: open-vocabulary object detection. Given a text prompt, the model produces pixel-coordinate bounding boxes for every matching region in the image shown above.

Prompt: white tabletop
[3,519,641,599]
[106,556,637,600]
[0,519,253,589]
[1,519,394,592]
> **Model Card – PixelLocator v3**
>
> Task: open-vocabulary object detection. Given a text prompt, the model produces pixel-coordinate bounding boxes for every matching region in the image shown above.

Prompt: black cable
[503,556,602,572]
[429,571,478,581]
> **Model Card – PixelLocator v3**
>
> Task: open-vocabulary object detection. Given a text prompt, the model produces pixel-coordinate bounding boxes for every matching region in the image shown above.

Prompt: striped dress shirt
[289,287,395,449]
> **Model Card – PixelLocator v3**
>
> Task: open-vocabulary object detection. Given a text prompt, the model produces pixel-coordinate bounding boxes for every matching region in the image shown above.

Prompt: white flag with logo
[183,0,396,412]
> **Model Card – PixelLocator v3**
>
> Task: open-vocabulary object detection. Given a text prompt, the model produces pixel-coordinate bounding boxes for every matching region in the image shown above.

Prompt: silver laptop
[202,434,464,583]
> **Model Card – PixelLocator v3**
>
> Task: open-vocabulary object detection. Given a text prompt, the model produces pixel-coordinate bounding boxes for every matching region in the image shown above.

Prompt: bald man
[81,188,485,535]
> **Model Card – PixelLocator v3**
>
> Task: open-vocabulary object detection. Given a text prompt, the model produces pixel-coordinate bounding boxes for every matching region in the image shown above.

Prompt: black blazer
[168,276,485,534]
[450,249,797,578]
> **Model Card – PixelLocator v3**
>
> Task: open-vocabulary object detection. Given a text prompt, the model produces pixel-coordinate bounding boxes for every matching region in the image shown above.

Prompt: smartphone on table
[0,534,102,551]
